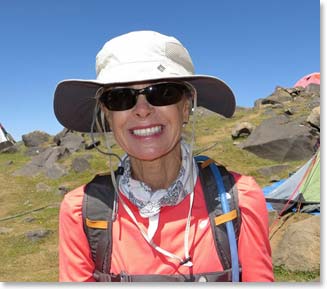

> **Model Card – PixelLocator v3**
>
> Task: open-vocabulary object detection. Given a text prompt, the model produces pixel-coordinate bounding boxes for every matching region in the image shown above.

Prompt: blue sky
[0,0,320,141]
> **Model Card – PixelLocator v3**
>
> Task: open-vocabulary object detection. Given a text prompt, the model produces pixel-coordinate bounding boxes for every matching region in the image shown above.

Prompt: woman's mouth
[131,125,163,137]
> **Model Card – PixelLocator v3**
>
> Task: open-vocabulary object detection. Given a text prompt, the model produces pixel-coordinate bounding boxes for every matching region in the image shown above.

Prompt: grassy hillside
[0,102,319,282]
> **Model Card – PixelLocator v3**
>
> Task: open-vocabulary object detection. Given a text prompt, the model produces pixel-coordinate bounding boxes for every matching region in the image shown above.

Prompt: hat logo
[157,64,166,72]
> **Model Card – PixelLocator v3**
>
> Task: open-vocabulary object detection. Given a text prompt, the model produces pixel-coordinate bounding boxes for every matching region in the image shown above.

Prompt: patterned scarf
[118,141,198,218]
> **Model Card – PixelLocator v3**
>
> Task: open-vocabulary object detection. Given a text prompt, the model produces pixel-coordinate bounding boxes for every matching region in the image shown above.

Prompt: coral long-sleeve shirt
[59,173,274,282]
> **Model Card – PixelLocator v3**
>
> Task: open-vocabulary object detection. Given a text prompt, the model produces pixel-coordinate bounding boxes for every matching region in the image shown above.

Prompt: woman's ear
[182,97,191,124]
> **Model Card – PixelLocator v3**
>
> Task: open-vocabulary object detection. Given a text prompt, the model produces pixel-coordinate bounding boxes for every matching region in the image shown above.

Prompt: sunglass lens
[147,83,184,106]
[101,89,136,111]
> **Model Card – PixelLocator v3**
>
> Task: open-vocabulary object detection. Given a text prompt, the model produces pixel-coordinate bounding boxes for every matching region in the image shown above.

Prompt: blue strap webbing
[195,155,240,282]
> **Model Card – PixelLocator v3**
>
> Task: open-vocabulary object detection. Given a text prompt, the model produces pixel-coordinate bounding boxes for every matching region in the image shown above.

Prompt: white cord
[98,82,198,267]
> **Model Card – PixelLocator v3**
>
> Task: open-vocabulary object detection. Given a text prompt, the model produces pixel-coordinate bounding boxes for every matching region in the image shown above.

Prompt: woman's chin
[129,150,167,161]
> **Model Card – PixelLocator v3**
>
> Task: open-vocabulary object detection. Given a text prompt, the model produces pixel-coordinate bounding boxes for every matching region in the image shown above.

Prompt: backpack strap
[197,158,241,271]
[82,173,116,276]
[82,158,241,281]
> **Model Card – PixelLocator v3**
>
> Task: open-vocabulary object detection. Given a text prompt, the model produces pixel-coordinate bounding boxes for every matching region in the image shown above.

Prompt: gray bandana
[118,141,198,218]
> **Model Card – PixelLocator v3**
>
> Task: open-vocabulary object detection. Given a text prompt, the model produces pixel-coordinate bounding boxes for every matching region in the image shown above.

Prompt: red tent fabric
[294,72,320,88]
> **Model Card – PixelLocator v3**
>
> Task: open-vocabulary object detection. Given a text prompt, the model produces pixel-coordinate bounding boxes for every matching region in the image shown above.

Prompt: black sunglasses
[99,82,193,111]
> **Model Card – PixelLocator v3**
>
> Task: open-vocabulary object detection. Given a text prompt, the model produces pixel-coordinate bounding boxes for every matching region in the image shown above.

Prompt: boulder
[272,215,320,272]
[24,146,47,157]
[42,147,70,169]
[72,157,90,173]
[12,162,43,177]
[45,163,68,179]
[267,86,293,103]
[307,106,320,130]
[13,147,70,177]
[257,98,284,108]
[53,128,73,145]
[59,132,85,153]
[284,108,294,115]
[231,122,255,139]
[308,97,320,109]
[22,131,50,147]
[239,115,319,161]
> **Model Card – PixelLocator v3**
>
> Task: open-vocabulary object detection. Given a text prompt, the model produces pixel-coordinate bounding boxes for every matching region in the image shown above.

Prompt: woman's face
[105,82,191,161]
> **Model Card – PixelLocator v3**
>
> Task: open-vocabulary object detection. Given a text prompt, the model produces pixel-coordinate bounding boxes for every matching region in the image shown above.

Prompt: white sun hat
[54,30,236,132]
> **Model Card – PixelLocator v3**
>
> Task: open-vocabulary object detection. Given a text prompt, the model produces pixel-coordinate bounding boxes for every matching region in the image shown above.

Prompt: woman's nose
[132,95,153,118]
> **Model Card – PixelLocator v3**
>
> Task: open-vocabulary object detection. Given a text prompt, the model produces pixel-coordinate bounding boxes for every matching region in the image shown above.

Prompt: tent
[294,72,320,88]
[264,148,320,215]
[0,123,15,151]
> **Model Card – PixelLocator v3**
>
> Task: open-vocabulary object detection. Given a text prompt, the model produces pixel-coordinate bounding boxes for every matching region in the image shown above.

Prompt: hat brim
[53,75,236,133]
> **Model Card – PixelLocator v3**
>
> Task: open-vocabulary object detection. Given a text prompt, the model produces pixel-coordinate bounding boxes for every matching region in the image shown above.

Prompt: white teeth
[132,126,162,136]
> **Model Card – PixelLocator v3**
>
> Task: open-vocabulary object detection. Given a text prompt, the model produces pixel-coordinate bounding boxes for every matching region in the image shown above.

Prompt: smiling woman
[103,82,191,165]
[54,30,274,282]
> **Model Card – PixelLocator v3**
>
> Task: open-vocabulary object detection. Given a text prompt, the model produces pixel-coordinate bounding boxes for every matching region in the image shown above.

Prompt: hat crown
[95,31,194,82]
[54,30,236,133]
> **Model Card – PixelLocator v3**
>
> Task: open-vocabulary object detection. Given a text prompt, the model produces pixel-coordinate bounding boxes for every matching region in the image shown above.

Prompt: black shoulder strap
[82,173,115,275]
[197,161,241,270]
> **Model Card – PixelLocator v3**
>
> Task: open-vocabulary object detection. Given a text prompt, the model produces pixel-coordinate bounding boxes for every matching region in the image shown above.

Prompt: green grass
[0,204,59,281]
[273,266,320,282]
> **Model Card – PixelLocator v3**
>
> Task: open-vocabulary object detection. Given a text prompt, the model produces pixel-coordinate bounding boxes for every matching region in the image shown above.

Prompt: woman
[54,30,274,282]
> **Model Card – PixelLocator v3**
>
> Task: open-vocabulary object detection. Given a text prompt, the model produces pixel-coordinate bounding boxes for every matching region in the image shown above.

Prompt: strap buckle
[93,270,131,282]
[111,271,131,282]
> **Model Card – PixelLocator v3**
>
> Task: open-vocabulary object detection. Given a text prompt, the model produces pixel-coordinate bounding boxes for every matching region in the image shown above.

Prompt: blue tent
[263,149,320,215]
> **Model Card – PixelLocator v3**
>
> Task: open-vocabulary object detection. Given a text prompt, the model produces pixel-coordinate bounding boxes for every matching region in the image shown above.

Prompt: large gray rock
[53,128,76,145]
[31,147,70,168]
[239,115,319,161]
[255,86,294,109]
[308,97,320,110]
[24,146,47,157]
[22,131,50,147]
[13,147,70,177]
[12,162,43,177]
[272,215,320,272]
[45,163,68,179]
[307,106,320,130]
[59,132,85,153]
[267,86,293,103]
